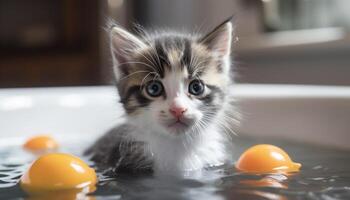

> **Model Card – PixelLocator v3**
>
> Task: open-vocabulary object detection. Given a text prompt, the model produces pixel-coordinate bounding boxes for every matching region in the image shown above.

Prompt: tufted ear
[110,26,147,80]
[199,18,233,58]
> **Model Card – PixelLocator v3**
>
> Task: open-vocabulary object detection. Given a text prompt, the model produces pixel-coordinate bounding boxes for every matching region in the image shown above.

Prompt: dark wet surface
[0,136,350,200]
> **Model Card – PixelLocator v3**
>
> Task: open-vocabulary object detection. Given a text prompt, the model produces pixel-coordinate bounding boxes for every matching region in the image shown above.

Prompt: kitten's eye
[146,80,163,97]
[189,80,205,96]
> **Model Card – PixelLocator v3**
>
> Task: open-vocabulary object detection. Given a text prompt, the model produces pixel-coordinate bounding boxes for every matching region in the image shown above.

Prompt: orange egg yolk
[20,153,97,195]
[23,135,59,152]
[236,144,301,174]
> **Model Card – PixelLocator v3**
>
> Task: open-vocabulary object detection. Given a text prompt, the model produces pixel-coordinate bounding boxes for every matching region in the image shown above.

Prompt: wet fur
[86,18,238,174]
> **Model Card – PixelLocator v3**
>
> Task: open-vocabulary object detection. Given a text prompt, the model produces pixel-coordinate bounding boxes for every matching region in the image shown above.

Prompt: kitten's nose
[169,106,187,118]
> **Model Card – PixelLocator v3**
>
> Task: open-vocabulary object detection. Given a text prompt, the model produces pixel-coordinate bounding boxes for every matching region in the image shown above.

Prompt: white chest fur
[130,122,228,173]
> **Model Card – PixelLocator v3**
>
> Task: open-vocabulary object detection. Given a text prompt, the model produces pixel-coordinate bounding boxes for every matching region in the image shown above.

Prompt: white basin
[234,84,350,150]
[0,84,349,150]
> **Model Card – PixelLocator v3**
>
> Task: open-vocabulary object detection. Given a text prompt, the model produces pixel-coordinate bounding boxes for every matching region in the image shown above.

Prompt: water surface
[0,136,349,200]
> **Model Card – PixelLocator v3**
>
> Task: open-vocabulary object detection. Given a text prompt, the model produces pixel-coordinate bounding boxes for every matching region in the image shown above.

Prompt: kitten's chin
[162,120,193,135]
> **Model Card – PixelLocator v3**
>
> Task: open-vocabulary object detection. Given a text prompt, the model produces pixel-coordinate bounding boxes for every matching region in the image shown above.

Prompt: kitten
[86,18,236,174]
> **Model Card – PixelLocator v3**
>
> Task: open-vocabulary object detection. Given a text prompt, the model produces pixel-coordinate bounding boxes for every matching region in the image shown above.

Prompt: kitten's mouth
[166,119,189,133]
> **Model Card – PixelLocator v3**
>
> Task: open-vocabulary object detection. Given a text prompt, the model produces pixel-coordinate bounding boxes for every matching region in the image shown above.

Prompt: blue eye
[189,80,205,96]
[146,81,163,97]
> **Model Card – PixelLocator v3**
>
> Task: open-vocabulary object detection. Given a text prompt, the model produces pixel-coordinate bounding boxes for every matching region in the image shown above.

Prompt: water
[0,136,349,200]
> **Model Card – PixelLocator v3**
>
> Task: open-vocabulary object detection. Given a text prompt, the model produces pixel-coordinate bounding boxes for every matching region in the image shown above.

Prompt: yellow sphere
[23,135,59,152]
[236,144,301,174]
[20,153,97,195]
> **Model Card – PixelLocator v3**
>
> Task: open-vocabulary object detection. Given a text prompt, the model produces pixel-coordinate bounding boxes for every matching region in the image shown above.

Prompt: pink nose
[169,106,187,118]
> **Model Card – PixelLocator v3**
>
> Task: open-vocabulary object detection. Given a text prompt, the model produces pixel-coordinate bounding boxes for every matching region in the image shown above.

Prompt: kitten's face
[111,20,233,137]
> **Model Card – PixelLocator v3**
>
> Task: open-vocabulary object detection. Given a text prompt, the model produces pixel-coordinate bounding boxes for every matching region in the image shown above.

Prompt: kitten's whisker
[140,72,158,90]
[191,59,209,76]
[141,49,165,76]
[201,117,235,139]
[201,111,239,137]
[119,70,150,81]
[134,50,159,72]
[116,61,157,74]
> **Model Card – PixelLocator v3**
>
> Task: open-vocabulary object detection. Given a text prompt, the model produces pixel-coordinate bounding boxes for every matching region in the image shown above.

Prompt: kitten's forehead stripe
[181,39,191,71]
[154,41,168,77]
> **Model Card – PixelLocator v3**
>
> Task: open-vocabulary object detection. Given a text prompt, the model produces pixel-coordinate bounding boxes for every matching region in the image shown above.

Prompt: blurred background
[0,0,350,88]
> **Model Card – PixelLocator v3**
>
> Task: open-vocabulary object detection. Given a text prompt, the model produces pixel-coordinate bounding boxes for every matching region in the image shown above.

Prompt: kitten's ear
[199,18,233,58]
[110,26,147,79]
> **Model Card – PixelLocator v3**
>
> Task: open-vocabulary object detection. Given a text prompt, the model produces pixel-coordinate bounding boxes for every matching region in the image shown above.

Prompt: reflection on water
[239,176,288,189]
[0,136,350,200]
